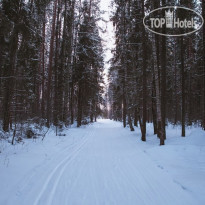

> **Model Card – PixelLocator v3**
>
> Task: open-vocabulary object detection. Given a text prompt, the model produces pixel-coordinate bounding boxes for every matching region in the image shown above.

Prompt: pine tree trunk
[59,0,68,124]
[128,112,134,131]
[41,13,46,119]
[90,100,94,123]
[161,0,167,140]
[174,40,178,125]
[70,82,74,124]
[69,1,76,125]
[152,74,158,135]
[77,84,83,127]
[46,0,58,127]
[3,27,18,132]
[54,1,61,126]
[152,34,165,145]
[141,0,147,141]
[203,0,205,130]
[134,108,138,127]
[122,90,126,128]
[181,36,186,137]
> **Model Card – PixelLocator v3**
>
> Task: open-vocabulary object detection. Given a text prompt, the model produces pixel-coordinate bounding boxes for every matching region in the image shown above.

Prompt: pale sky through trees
[99,0,115,81]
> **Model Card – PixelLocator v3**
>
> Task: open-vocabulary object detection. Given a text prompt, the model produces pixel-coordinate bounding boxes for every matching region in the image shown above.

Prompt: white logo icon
[165,10,173,28]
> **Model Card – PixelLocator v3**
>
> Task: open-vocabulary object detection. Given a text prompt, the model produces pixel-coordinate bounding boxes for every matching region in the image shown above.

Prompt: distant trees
[0,0,104,136]
[108,0,205,145]
[76,0,104,127]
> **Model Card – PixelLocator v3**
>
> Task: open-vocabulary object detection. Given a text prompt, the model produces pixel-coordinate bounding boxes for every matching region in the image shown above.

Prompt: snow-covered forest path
[1,120,203,205]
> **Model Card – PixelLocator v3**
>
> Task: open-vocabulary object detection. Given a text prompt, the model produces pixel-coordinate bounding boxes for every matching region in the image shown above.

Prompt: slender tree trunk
[122,89,126,128]
[46,0,58,127]
[59,0,68,125]
[181,36,186,137]
[134,108,138,127]
[77,84,83,127]
[41,13,46,119]
[174,40,178,125]
[152,73,158,135]
[54,1,62,126]
[203,0,205,130]
[69,0,76,125]
[152,34,165,145]
[128,112,135,131]
[161,0,167,140]
[90,100,94,123]
[141,0,147,141]
[3,27,18,132]
[70,82,74,124]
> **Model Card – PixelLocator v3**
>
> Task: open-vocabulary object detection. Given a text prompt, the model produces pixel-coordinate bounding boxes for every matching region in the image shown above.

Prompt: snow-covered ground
[0,119,205,205]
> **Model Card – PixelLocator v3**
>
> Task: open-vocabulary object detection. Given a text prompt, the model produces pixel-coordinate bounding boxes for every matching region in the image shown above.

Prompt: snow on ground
[0,119,205,205]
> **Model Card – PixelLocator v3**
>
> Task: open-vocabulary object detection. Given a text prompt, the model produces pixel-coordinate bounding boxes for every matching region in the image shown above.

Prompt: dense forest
[0,0,104,141]
[0,0,205,145]
[108,0,205,145]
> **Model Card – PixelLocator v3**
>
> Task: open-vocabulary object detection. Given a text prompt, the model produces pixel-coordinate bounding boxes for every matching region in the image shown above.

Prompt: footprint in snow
[157,165,164,169]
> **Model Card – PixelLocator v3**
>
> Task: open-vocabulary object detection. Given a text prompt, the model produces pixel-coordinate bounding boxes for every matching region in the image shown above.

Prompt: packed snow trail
[1,120,202,205]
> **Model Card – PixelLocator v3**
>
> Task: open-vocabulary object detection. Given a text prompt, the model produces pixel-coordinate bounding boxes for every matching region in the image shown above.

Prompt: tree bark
[181,36,186,137]
[141,0,147,141]
[203,0,205,130]
[3,27,18,132]
[70,82,74,124]
[161,0,167,140]
[54,1,61,126]
[174,40,178,125]
[77,84,83,127]
[41,13,46,119]
[46,0,58,127]
[128,111,134,131]
[134,108,138,127]
[152,73,158,135]
[122,89,126,128]
[152,34,165,145]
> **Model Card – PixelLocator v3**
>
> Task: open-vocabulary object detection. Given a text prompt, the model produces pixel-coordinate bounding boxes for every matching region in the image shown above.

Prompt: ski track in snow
[34,130,91,205]
[1,120,204,205]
